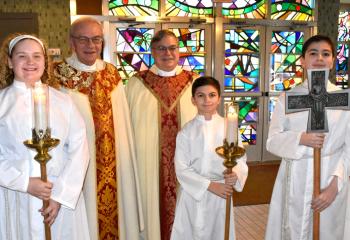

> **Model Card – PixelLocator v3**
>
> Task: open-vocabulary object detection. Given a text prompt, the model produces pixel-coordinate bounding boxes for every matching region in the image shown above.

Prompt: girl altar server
[0,34,90,239]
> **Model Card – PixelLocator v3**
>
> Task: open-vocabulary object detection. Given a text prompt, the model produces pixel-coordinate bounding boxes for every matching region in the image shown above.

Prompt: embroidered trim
[53,61,95,90]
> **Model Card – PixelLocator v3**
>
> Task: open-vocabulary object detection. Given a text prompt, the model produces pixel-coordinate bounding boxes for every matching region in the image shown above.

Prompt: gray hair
[70,17,103,37]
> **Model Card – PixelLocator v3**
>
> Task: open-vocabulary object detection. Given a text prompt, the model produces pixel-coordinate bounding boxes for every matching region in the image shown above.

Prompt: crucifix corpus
[285,69,350,240]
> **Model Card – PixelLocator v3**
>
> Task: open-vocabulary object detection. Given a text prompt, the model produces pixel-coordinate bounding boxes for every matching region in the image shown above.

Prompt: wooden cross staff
[285,69,350,240]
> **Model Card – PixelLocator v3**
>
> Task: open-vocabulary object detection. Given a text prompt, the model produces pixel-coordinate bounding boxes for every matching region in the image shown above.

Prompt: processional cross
[285,69,350,240]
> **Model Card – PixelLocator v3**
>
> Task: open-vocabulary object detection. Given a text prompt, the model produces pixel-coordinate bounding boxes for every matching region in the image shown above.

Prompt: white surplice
[171,113,248,240]
[0,80,90,240]
[126,65,198,240]
[265,81,350,240]
[62,54,144,240]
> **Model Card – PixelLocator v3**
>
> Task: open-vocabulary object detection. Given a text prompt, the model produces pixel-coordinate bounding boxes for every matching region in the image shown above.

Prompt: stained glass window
[339,11,350,42]
[170,28,206,76]
[224,29,260,93]
[337,11,350,89]
[166,0,213,17]
[336,44,349,89]
[271,0,314,21]
[109,0,159,16]
[115,28,154,80]
[222,0,266,19]
[270,31,304,92]
[224,97,258,145]
[115,27,206,80]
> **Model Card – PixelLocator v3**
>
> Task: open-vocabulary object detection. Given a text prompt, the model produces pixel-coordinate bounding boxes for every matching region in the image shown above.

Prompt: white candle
[33,83,49,133]
[226,105,238,145]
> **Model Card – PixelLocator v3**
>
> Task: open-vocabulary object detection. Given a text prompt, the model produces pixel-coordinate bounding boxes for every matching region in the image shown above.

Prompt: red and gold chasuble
[54,61,120,240]
[137,70,194,240]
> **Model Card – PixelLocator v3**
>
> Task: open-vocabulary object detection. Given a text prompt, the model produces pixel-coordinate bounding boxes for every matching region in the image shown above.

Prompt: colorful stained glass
[109,0,159,16]
[270,31,304,92]
[336,43,349,89]
[224,97,258,145]
[268,96,279,121]
[171,28,205,75]
[166,0,213,17]
[224,29,260,92]
[222,0,266,19]
[338,11,350,42]
[115,28,154,80]
[271,0,314,21]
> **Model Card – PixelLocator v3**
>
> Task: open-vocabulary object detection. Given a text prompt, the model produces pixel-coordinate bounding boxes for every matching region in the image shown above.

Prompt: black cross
[286,70,350,132]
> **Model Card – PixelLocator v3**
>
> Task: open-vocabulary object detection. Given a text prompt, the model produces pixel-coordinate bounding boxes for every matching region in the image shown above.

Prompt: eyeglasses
[71,36,103,45]
[152,45,179,52]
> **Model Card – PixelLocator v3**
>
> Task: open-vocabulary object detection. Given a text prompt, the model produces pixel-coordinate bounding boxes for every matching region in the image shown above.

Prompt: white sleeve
[232,134,248,192]
[175,131,210,202]
[0,128,29,193]
[0,156,29,193]
[51,99,89,209]
[266,94,308,159]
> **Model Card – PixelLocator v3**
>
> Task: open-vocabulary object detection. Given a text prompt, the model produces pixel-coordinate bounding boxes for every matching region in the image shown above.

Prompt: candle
[32,82,49,134]
[226,104,238,145]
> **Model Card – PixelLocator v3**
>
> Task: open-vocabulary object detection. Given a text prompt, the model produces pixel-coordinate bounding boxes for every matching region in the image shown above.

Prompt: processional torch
[23,82,60,240]
[215,103,245,240]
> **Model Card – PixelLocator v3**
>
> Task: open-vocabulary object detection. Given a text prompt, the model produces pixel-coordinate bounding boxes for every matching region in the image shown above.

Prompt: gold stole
[54,61,120,240]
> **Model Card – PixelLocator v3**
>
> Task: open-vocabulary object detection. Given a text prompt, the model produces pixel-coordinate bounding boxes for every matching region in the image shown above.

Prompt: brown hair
[192,76,221,97]
[150,30,178,48]
[0,33,59,89]
[302,34,335,57]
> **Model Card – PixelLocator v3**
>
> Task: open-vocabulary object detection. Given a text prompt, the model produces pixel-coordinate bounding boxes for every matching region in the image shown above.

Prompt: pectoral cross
[285,69,350,240]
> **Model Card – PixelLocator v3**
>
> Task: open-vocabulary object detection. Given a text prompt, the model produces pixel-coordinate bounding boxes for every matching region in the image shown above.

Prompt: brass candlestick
[216,139,245,240]
[24,128,60,240]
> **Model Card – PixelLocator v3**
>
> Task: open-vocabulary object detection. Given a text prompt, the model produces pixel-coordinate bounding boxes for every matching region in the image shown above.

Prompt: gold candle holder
[215,139,245,240]
[23,128,60,240]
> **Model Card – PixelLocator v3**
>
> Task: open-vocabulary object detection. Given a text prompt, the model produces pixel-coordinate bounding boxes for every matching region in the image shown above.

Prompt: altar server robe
[0,80,90,240]
[265,81,350,240]
[170,114,248,240]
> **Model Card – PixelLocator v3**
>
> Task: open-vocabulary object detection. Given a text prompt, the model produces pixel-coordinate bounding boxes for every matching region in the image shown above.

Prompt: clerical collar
[66,53,105,72]
[151,65,181,77]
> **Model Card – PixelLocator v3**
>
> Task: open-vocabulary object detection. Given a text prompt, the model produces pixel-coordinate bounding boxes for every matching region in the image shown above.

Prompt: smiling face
[191,85,221,120]
[151,35,179,71]
[8,39,45,86]
[301,40,334,70]
[70,21,103,66]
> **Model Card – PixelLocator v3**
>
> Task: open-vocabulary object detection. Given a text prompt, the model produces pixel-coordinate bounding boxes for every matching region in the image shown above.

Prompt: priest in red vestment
[53,17,143,240]
[126,30,199,240]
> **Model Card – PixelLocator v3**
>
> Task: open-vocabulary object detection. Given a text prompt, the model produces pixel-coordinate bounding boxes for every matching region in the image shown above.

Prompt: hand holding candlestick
[23,83,59,240]
[216,102,245,240]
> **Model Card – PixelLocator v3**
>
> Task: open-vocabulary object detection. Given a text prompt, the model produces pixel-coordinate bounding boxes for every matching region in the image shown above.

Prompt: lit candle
[226,104,238,145]
[32,83,49,134]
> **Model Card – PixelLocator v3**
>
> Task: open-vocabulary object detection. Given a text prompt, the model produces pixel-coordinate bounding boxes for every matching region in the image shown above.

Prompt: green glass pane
[109,0,159,16]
